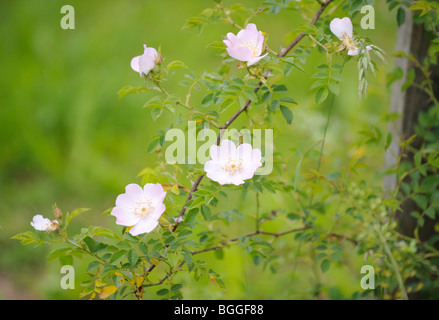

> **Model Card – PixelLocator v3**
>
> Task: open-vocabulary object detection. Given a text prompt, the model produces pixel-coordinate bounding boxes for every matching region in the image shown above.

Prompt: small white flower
[330,17,371,56]
[111,183,166,236]
[131,44,160,77]
[204,139,262,186]
[31,215,59,232]
[223,23,269,66]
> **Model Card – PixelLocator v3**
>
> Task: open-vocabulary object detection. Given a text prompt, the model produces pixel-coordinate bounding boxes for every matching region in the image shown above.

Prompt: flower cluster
[31,17,374,237]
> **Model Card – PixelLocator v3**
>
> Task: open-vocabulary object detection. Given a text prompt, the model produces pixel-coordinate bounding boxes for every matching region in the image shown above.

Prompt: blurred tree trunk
[385,7,439,244]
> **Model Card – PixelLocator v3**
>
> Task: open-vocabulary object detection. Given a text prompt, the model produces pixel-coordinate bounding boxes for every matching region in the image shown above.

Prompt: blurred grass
[0,0,397,299]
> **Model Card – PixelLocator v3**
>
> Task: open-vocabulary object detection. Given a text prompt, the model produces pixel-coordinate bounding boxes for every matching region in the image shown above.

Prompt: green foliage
[7,0,439,301]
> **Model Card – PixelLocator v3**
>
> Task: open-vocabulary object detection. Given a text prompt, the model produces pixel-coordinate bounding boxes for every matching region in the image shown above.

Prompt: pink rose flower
[111,183,166,236]
[31,215,59,232]
[223,23,269,66]
[204,139,262,186]
[130,44,160,77]
[330,17,371,56]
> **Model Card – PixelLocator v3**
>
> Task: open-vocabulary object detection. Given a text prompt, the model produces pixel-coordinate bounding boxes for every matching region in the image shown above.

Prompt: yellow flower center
[341,34,358,51]
[133,198,154,219]
[240,41,259,57]
[222,157,243,175]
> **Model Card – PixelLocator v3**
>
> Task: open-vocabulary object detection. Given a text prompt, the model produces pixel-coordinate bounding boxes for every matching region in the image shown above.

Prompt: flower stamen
[132,198,154,219]
[222,157,243,175]
[240,41,259,57]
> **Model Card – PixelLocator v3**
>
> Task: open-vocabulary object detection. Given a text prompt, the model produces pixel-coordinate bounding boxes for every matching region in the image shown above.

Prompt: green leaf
[110,250,128,265]
[411,194,428,210]
[320,259,331,273]
[171,284,183,291]
[167,60,188,70]
[65,208,90,228]
[86,261,100,273]
[385,133,393,150]
[261,91,272,102]
[206,40,226,50]
[184,208,199,224]
[143,95,164,109]
[48,247,72,260]
[59,255,73,266]
[414,151,422,169]
[312,72,328,80]
[83,237,97,253]
[280,97,297,104]
[189,196,205,209]
[287,213,300,221]
[151,107,163,122]
[182,248,193,268]
[328,82,340,95]
[200,205,211,221]
[94,228,122,241]
[253,255,262,266]
[127,249,138,267]
[280,105,293,125]
[201,93,214,107]
[425,208,436,220]
[243,90,258,102]
[315,87,329,105]
[272,84,288,93]
[182,239,199,247]
[178,230,193,239]
[138,242,149,255]
[157,288,169,296]
[397,7,406,26]
[11,231,41,245]
[147,139,160,153]
[118,85,149,99]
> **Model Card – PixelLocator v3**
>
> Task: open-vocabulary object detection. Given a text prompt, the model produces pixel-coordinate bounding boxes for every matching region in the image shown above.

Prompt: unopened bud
[52,204,62,219]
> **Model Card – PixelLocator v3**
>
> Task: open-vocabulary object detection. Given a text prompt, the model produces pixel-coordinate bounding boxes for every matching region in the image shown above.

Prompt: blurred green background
[0,0,397,299]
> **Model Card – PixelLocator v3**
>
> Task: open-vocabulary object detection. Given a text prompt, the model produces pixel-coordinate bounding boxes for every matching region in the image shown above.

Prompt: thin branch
[217,2,243,30]
[172,174,204,232]
[191,226,311,255]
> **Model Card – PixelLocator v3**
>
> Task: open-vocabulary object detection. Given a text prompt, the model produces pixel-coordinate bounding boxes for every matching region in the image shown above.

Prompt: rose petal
[247,52,268,66]
[143,183,166,205]
[219,139,237,160]
[226,46,253,62]
[330,17,353,40]
[150,203,166,220]
[209,145,221,162]
[31,215,51,231]
[236,23,259,43]
[130,56,140,73]
[348,46,359,56]
[111,206,140,226]
[129,217,159,236]
[256,31,264,56]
